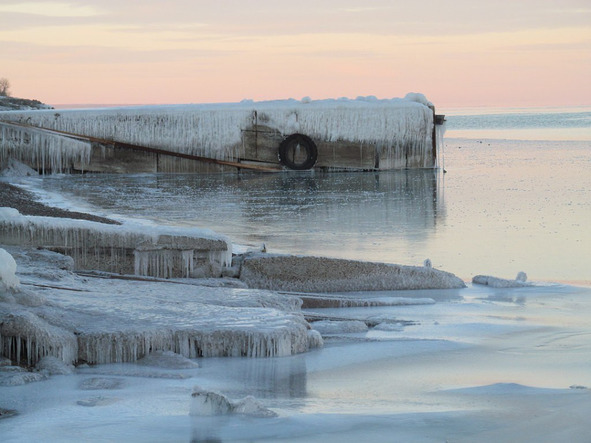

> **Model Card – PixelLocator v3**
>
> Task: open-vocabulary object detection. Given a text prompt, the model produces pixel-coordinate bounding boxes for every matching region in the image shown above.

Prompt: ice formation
[240,254,466,293]
[0,209,232,277]
[1,247,316,366]
[190,387,277,417]
[0,122,91,173]
[0,94,438,171]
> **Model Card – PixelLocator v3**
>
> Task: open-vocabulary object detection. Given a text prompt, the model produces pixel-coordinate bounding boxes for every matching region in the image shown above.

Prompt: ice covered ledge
[0,208,231,278]
[239,254,466,292]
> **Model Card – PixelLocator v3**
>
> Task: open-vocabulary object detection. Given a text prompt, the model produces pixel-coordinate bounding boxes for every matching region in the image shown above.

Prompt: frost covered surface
[0,208,232,277]
[0,94,435,167]
[0,247,314,366]
[240,254,466,293]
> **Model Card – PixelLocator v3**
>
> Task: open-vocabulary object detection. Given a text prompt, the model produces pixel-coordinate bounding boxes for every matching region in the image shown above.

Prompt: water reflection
[39,169,444,262]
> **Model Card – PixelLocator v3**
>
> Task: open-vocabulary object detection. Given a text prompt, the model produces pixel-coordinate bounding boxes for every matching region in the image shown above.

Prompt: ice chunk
[190,387,277,417]
[0,248,20,291]
[472,273,530,288]
[136,350,199,369]
[311,320,369,335]
[307,330,324,349]
[35,355,75,375]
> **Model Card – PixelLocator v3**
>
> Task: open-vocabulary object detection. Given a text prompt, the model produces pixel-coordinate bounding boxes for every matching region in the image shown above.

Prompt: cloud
[0,2,102,17]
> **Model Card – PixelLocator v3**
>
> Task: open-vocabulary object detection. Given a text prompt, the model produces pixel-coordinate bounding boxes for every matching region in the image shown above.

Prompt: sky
[0,0,590,108]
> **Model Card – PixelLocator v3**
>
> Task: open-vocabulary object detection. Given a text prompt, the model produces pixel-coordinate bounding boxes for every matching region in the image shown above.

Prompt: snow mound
[190,387,277,417]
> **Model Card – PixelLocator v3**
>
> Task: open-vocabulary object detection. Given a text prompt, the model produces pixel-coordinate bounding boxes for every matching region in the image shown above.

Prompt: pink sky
[1,0,590,108]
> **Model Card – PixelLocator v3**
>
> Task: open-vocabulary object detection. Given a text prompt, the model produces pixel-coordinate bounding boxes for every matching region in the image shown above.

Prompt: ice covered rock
[472,272,530,288]
[190,387,277,417]
[240,254,466,293]
[311,320,369,335]
[35,355,75,375]
[137,350,199,369]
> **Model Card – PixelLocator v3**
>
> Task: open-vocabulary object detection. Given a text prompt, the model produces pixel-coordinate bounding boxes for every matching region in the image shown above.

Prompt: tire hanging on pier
[278,134,318,170]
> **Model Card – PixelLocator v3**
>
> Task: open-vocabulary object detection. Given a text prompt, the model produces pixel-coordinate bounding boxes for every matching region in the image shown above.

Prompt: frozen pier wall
[239,254,466,293]
[0,208,231,278]
[0,94,444,173]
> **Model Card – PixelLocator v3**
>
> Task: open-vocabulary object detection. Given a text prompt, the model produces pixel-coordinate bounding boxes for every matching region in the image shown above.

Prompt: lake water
[30,107,591,283]
[3,107,591,442]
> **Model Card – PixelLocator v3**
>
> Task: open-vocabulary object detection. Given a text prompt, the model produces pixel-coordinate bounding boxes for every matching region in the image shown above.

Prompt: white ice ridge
[0,93,435,165]
[0,208,232,277]
[1,247,318,366]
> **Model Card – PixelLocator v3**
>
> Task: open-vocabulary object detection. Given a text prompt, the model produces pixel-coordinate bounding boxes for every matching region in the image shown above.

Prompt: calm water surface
[33,138,590,283]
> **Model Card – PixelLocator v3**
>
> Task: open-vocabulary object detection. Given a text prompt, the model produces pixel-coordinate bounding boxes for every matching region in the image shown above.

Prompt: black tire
[278,134,318,170]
